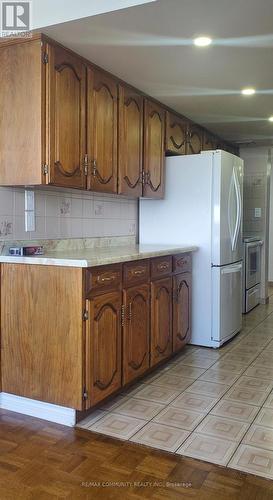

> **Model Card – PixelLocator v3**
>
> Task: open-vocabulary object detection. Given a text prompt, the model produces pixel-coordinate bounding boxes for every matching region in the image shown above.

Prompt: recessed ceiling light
[241,88,256,96]
[193,36,212,47]
[269,116,273,122]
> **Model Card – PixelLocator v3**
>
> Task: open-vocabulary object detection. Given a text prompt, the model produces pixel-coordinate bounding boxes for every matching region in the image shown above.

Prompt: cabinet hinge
[83,310,89,321]
[141,170,145,185]
[83,387,88,401]
[83,155,89,176]
[43,52,49,64]
[43,164,49,175]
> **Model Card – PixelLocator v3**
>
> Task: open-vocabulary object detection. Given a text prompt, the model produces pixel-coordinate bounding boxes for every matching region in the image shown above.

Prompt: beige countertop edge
[0,246,198,268]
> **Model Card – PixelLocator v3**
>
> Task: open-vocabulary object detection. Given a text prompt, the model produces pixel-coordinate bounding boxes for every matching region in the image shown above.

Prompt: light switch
[25,190,35,211]
[25,211,35,232]
[254,208,262,218]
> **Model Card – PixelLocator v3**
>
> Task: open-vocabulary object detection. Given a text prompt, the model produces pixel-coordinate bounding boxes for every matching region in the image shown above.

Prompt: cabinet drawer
[151,256,172,279]
[123,260,150,287]
[173,253,192,274]
[85,265,122,296]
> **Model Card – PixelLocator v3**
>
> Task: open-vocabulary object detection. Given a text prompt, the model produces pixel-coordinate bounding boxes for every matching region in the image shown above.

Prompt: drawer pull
[158,263,169,271]
[133,269,145,276]
[97,275,116,283]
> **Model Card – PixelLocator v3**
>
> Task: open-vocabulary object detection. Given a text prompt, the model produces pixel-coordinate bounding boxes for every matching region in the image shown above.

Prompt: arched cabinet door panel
[151,277,172,366]
[203,131,217,151]
[86,291,122,406]
[173,273,192,353]
[118,85,143,197]
[143,99,165,199]
[186,124,203,155]
[166,111,188,155]
[46,44,87,189]
[87,68,118,194]
[123,284,150,384]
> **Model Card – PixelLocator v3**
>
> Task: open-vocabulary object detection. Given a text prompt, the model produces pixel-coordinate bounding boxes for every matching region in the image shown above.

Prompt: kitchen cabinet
[150,277,173,366]
[165,111,188,155]
[202,131,217,152]
[118,84,143,197]
[123,284,150,384]
[143,99,166,199]
[46,44,87,189]
[87,68,118,194]
[173,273,192,352]
[187,124,203,154]
[85,291,122,406]
[0,251,193,412]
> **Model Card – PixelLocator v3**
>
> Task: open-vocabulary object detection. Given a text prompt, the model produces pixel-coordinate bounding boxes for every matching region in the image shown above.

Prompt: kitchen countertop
[0,244,198,268]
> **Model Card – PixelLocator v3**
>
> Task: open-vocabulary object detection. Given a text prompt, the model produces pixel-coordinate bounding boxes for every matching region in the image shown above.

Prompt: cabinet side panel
[1,264,83,409]
[0,40,43,185]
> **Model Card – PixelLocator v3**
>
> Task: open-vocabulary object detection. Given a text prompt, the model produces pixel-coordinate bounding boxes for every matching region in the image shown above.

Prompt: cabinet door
[143,99,165,199]
[123,284,150,385]
[173,273,192,353]
[46,44,87,189]
[87,68,118,194]
[203,131,217,151]
[86,291,122,406]
[186,124,203,154]
[165,111,188,155]
[151,277,172,366]
[118,85,143,197]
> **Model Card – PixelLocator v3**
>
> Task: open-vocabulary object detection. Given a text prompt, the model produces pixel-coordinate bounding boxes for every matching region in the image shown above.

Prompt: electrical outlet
[94,201,104,217]
[25,190,35,211]
[254,208,262,218]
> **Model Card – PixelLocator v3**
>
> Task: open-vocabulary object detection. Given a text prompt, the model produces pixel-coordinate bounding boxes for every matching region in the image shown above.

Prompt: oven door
[245,242,262,290]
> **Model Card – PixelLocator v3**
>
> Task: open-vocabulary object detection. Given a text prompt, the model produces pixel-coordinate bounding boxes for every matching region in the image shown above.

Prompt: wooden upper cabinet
[202,131,217,151]
[165,111,188,155]
[150,277,172,366]
[118,85,143,197]
[173,273,192,353]
[86,291,122,407]
[123,284,150,384]
[87,68,118,194]
[143,99,165,199]
[46,43,87,189]
[187,124,203,154]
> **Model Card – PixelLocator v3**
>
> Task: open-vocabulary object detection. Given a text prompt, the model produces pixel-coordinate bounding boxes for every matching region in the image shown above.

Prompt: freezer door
[212,262,242,343]
[212,152,244,265]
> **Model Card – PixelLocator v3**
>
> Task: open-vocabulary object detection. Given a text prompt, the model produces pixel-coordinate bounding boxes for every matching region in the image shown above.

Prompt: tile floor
[78,287,273,480]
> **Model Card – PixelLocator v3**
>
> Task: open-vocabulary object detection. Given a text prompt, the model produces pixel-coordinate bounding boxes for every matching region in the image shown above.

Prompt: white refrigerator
[139,150,244,348]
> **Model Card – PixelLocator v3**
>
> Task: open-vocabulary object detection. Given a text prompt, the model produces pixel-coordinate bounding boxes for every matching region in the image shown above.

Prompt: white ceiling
[42,0,273,145]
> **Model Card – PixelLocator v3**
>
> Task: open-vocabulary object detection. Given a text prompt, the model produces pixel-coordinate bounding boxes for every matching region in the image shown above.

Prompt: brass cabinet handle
[129,302,132,322]
[133,269,145,276]
[97,274,116,283]
[91,160,97,177]
[158,263,169,271]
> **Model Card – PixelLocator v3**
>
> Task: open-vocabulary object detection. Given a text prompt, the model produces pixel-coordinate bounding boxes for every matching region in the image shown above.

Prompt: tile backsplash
[0,187,138,242]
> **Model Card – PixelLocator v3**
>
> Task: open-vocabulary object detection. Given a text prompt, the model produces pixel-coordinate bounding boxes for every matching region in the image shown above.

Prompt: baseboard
[0,393,76,427]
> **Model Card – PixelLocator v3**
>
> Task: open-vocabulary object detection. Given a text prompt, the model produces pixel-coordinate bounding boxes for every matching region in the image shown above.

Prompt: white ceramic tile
[112,398,164,420]
[153,406,205,431]
[90,413,145,440]
[0,188,14,215]
[150,373,194,391]
[130,422,190,452]
[210,400,260,423]
[255,408,273,429]
[77,410,107,428]
[243,425,273,451]
[171,393,218,413]
[177,433,238,466]
[229,444,273,480]
[195,414,249,442]
[134,385,181,405]
[185,380,229,399]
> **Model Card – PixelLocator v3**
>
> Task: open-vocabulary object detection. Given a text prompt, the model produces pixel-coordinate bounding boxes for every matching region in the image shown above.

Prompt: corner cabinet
[143,99,166,199]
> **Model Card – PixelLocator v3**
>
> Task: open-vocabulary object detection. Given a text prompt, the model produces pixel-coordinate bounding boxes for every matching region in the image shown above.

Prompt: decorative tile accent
[243,425,273,451]
[177,433,238,466]
[180,354,215,369]
[195,415,249,442]
[171,393,218,413]
[210,400,260,423]
[76,410,107,428]
[224,387,267,406]
[255,408,273,429]
[130,422,190,452]
[199,369,239,386]
[90,413,146,440]
[244,366,273,380]
[112,398,164,421]
[150,373,194,391]
[211,360,246,374]
[222,353,256,365]
[153,406,205,431]
[133,385,181,405]
[234,376,273,393]
[185,380,229,399]
[229,445,273,480]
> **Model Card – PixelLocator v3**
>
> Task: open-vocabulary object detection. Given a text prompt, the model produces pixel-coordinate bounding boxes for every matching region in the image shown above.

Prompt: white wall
[269,157,273,282]
[32,0,157,29]
[240,146,272,301]
[0,187,138,242]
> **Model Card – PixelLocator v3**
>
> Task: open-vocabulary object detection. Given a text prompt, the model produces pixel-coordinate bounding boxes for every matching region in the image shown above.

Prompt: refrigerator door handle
[233,168,242,251]
[228,169,237,251]
[221,262,242,274]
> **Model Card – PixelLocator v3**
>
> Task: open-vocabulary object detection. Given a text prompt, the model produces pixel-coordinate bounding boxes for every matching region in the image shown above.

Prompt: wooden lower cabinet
[123,284,150,384]
[86,291,122,407]
[173,273,192,353]
[150,277,172,367]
